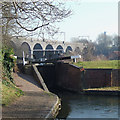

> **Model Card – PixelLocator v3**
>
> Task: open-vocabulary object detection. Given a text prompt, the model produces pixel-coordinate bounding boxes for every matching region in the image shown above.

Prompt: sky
[55,0,119,42]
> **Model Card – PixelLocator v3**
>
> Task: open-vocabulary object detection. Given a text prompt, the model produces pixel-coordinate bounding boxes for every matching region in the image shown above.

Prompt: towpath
[2,72,59,119]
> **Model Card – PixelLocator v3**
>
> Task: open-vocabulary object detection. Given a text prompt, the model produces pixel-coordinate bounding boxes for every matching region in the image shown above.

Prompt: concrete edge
[45,96,61,119]
[80,90,120,96]
[32,65,49,92]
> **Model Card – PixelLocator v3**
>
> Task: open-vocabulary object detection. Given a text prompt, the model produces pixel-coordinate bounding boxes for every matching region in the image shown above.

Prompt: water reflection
[56,92,119,119]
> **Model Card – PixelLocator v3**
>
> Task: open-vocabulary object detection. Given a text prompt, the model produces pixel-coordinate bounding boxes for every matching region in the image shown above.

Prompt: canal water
[54,91,119,119]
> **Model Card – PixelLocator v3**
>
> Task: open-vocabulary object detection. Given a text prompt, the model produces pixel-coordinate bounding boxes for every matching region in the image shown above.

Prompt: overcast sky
[55,0,118,42]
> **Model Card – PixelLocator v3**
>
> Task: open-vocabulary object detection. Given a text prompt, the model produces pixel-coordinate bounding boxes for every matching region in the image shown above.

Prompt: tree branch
[16,19,49,31]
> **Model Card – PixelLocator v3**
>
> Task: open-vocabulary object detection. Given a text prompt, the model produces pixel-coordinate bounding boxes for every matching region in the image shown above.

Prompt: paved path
[2,72,58,119]
[13,73,42,91]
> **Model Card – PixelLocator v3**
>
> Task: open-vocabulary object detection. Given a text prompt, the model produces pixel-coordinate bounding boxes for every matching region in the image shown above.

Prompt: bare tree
[113,35,120,47]
[96,32,113,47]
[71,37,96,61]
[82,41,95,61]
[95,33,114,57]
[1,1,72,45]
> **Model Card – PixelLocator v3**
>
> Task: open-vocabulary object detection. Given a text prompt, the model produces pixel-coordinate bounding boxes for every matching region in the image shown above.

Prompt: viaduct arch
[33,43,43,59]
[20,42,31,58]
[45,44,54,59]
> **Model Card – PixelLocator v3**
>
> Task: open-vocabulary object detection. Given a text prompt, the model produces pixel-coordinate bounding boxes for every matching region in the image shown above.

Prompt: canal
[53,90,119,119]
[36,64,119,119]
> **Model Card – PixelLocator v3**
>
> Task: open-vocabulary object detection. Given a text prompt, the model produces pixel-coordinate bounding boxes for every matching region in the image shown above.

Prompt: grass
[73,60,120,69]
[84,86,120,91]
[1,81,24,106]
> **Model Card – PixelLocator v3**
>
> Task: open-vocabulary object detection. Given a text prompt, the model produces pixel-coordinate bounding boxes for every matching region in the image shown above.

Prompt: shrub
[2,46,16,84]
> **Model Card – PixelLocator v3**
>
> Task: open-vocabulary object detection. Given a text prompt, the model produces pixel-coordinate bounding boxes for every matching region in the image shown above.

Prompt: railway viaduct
[10,37,85,60]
